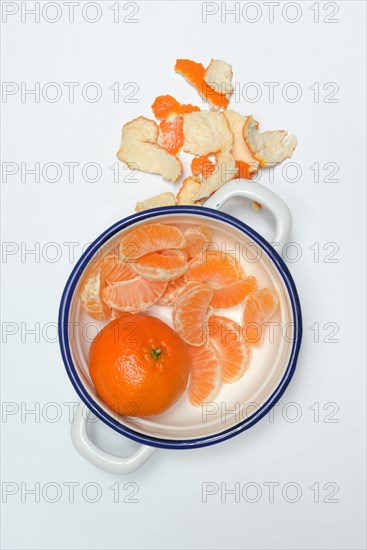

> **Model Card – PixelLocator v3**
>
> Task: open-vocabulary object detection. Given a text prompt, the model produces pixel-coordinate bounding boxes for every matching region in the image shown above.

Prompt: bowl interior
[67,212,295,441]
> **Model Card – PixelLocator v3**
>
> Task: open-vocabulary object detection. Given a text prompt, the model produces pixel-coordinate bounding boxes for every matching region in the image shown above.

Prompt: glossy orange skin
[89,314,191,417]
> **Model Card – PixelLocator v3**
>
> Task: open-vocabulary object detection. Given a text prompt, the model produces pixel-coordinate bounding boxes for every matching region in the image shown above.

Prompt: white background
[1,1,366,549]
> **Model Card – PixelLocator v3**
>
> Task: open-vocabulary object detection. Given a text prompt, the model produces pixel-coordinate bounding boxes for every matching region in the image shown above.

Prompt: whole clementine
[89,314,191,417]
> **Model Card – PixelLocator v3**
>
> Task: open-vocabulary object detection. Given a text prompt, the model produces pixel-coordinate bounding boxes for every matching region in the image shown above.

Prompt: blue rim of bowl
[59,205,302,450]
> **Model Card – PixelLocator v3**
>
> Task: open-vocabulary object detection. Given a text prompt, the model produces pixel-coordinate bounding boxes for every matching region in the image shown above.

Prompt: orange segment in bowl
[209,315,251,383]
[184,225,212,259]
[131,249,188,281]
[242,288,279,346]
[120,223,186,260]
[157,275,187,306]
[80,268,111,320]
[172,283,213,346]
[101,254,136,285]
[185,250,244,286]
[188,342,222,406]
[210,276,257,309]
[102,277,167,312]
[79,252,133,319]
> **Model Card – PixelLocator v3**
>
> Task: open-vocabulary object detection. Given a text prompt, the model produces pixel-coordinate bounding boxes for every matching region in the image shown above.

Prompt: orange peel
[117,116,183,182]
[191,156,215,179]
[176,177,202,205]
[175,59,229,109]
[152,94,200,119]
[135,192,176,212]
[183,111,233,156]
[224,111,259,176]
[195,152,237,200]
[158,116,184,156]
[243,115,297,167]
[204,59,233,97]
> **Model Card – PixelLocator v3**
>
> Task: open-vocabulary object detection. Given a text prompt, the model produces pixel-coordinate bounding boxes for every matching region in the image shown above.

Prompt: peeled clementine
[89,314,191,417]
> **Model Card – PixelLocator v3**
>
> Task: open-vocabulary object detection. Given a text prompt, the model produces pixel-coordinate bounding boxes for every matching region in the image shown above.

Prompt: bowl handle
[71,403,156,474]
[204,180,292,249]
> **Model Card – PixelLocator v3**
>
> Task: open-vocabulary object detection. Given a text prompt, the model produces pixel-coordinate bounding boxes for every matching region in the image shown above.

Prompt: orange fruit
[242,289,279,346]
[188,342,221,406]
[184,226,212,259]
[151,94,200,119]
[191,156,215,179]
[175,59,229,109]
[157,275,187,306]
[172,283,213,346]
[131,249,188,281]
[185,250,244,286]
[89,314,191,417]
[120,223,186,260]
[102,277,167,312]
[209,315,251,383]
[159,117,184,156]
[210,276,257,309]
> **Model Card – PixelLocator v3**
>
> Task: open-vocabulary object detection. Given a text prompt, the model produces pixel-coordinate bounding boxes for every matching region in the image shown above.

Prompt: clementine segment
[185,250,244,286]
[210,276,257,309]
[102,276,167,312]
[157,275,187,306]
[188,342,221,406]
[103,257,136,285]
[89,314,191,417]
[242,288,279,346]
[184,225,212,259]
[79,253,133,320]
[131,249,188,281]
[172,283,213,346]
[80,268,111,320]
[120,223,186,260]
[209,315,251,383]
